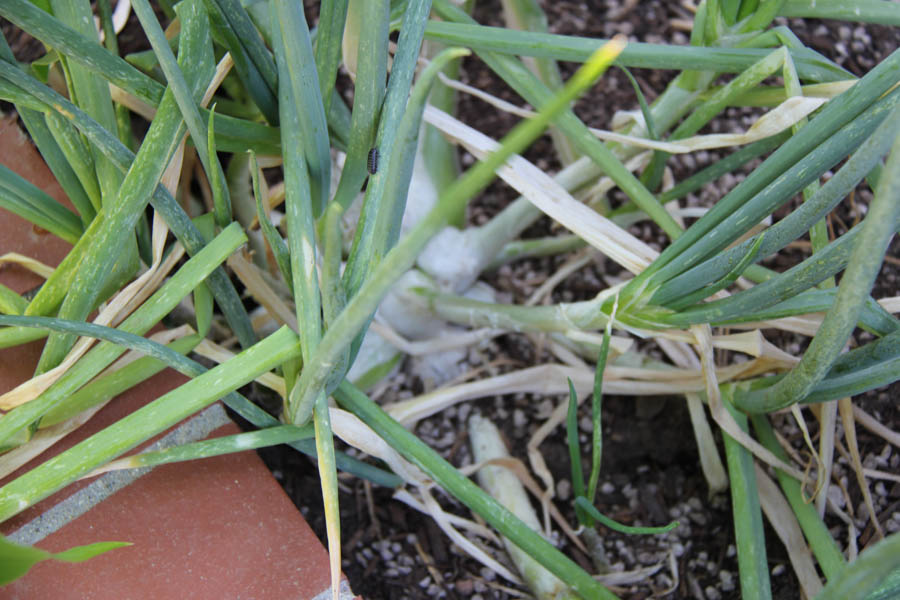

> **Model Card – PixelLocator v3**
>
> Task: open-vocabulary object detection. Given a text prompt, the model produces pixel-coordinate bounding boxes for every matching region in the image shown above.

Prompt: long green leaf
[0,0,281,156]
[0,53,255,349]
[33,4,216,372]
[0,327,302,523]
[291,38,625,426]
[422,21,851,82]
[654,98,900,305]
[314,0,349,115]
[432,0,683,241]
[271,0,331,217]
[0,313,401,488]
[205,0,279,123]
[814,533,900,600]
[329,0,389,212]
[0,163,82,243]
[335,380,619,600]
[657,218,896,329]
[722,396,772,600]
[737,115,900,412]
[107,425,314,470]
[0,222,246,447]
[574,497,678,535]
[621,48,900,301]
[132,0,231,226]
[342,0,434,297]
[48,0,123,210]
[780,0,900,25]
[0,535,130,585]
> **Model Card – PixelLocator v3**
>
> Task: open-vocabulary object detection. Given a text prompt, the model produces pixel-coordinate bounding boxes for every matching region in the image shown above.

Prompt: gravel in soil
[262,4,899,600]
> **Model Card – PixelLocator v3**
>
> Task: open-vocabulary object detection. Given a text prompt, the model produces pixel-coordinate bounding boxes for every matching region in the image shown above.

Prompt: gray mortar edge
[311,579,356,600]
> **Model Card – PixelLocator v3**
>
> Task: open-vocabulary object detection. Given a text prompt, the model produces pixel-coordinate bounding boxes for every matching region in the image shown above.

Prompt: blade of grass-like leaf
[0,0,280,156]
[736,121,900,412]
[31,3,216,372]
[270,3,338,593]
[672,47,787,141]
[433,0,682,241]
[565,379,587,523]
[0,327,46,349]
[724,326,900,403]
[0,43,255,349]
[779,0,900,26]
[422,20,851,82]
[41,335,202,427]
[42,111,102,215]
[250,152,292,293]
[813,533,900,600]
[205,0,278,124]
[313,390,342,600]
[798,329,900,405]
[574,497,678,535]
[0,222,246,446]
[330,0,388,212]
[290,40,625,426]
[0,164,82,244]
[751,414,845,580]
[378,47,470,252]
[665,233,766,311]
[654,97,900,306]
[48,0,123,210]
[487,233,586,268]
[693,80,856,109]
[722,395,772,600]
[1,312,400,487]
[720,0,741,25]
[93,424,312,474]
[861,568,900,600]
[0,326,302,523]
[640,47,787,192]
[422,39,465,226]
[271,0,331,217]
[501,0,578,165]
[206,106,230,227]
[131,0,231,226]
[326,87,352,151]
[46,86,255,347]
[320,201,346,330]
[271,0,323,391]
[0,67,96,228]
[710,288,899,337]
[314,0,349,115]
[342,0,434,296]
[0,535,130,585]
[335,380,619,600]
[1,0,161,106]
[623,48,900,301]
[586,325,611,505]
[657,219,895,328]
[0,285,28,316]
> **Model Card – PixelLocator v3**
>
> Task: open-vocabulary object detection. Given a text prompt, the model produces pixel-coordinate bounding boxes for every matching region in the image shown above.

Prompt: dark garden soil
[3,2,899,599]
[268,4,898,600]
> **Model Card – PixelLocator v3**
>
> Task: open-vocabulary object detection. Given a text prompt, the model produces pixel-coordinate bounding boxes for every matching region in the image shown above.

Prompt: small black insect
[367,147,379,175]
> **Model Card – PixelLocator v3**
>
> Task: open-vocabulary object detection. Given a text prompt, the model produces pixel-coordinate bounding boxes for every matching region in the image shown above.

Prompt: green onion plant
[0,1,898,598]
